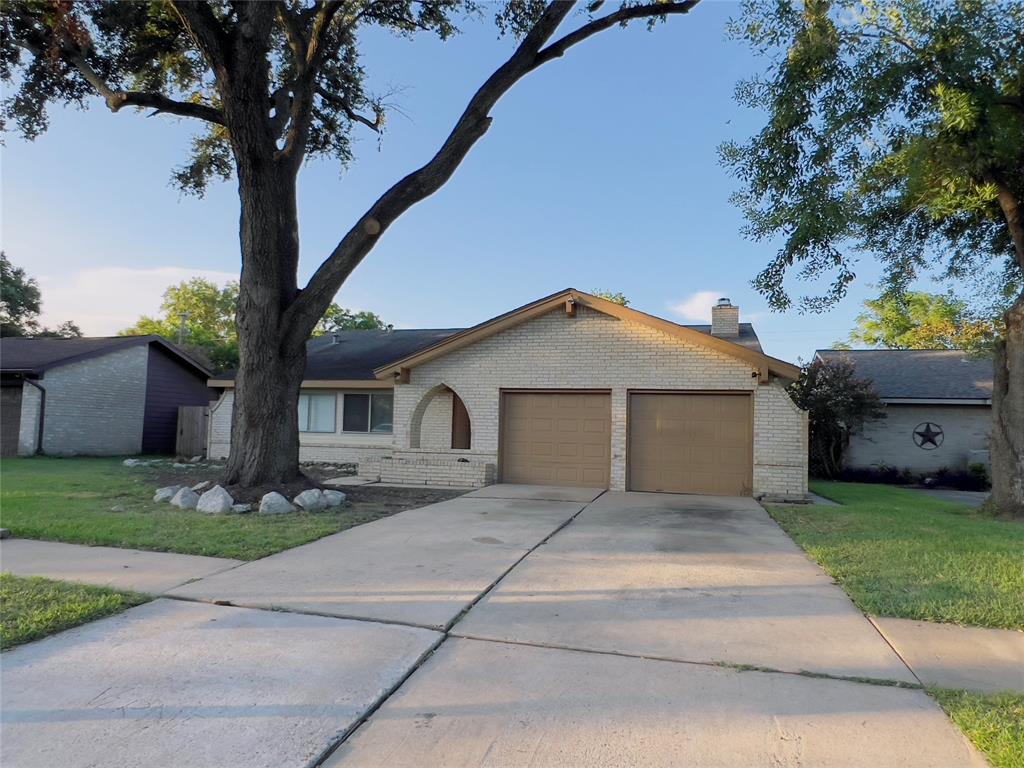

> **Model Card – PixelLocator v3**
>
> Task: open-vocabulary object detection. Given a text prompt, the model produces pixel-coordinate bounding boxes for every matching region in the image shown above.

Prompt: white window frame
[298,392,337,433]
[341,392,394,434]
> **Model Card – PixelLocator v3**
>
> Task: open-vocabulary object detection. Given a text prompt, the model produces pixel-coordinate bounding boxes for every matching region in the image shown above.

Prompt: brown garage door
[500,391,611,487]
[628,392,752,496]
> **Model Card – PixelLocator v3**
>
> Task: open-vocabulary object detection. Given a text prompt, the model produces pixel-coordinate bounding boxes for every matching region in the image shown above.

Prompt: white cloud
[667,290,725,323]
[37,266,238,336]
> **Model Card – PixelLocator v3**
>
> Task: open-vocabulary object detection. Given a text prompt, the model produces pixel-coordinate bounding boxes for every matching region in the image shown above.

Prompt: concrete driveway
[2,486,983,767]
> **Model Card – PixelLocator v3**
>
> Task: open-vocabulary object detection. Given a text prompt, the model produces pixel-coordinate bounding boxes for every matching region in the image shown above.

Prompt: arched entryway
[407,384,472,450]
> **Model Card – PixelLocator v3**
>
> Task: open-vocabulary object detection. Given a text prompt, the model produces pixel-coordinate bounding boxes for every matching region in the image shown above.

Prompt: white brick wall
[396,306,807,498]
[847,403,991,472]
[35,345,149,455]
[418,389,454,449]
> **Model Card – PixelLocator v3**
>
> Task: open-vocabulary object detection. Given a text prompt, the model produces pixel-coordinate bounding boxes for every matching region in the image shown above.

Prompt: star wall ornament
[912,422,944,450]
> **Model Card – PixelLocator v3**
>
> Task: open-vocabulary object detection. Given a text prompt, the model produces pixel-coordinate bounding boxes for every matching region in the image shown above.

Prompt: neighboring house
[814,349,993,473]
[1,336,214,457]
[210,289,808,499]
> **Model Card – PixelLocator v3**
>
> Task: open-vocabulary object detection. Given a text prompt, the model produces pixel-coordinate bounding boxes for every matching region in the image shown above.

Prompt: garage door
[500,391,611,487]
[628,392,752,496]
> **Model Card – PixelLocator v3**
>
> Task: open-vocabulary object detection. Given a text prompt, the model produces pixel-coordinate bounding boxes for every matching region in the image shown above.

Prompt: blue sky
[2,1,914,363]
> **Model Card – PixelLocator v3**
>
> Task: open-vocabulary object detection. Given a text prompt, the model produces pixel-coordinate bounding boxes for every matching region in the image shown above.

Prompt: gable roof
[0,335,210,377]
[209,329,462,386]
[375,288,799,383]
[814,349,993,401]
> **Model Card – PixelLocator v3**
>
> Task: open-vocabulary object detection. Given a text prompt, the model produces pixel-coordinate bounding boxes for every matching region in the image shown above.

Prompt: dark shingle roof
[211,322,764,383]
[814,349,993,400]
[682,323,763,353]
[211,329,463,382]
[0,336,209,376]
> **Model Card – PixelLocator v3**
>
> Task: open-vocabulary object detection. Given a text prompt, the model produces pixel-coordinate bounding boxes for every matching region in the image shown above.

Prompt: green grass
[767,481,1024,629]
[930,688,1024,768]
[0,457,398,560]
[0,573,148,650]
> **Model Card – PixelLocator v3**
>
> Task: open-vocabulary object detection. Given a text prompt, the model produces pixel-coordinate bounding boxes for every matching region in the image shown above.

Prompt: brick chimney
[711,297,739,337]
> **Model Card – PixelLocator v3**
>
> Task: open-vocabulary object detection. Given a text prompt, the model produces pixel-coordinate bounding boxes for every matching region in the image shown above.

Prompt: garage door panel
[501,392,611,489]
[628,393,752,496]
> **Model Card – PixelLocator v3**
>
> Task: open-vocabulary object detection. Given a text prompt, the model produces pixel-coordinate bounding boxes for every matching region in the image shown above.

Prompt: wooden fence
[176,405,209,458]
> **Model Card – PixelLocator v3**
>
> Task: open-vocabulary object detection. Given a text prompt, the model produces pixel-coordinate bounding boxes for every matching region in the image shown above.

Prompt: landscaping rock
[231,503,253,514]
[170,487,200,510]
[196,485,234,515]
[110,505,127,513]
[190,455,203,463]
[153,485,183,503]
[191,480,211,492]
[259,492,295,515]
[172,463,189,469]
[293,489,325,511]
[123,459,145,468]
[322,490,347,508]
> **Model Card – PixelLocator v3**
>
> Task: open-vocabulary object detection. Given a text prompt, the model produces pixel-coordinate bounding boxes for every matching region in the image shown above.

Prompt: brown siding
[142,345,215,454]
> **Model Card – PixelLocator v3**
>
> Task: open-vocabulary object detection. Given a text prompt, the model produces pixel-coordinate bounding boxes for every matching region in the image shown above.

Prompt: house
[814,349,993,473]
[1,336,214,457]
[209,289,808,499]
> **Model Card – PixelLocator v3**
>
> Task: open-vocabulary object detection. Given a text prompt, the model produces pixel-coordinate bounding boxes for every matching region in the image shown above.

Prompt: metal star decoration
[912,422,944,450]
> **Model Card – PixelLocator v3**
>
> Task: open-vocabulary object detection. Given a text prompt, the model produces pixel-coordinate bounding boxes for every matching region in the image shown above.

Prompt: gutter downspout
[23,378,46,455]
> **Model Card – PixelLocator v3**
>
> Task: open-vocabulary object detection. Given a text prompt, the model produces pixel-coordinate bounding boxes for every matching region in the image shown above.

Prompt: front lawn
[0,457,453,560]
[767,482,1024,629]
[0,573,148,650]
[930,688,1024,768]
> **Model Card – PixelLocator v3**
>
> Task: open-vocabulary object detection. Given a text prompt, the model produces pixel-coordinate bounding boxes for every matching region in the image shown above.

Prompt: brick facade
[210,306,808,498]
[31,345,149,455]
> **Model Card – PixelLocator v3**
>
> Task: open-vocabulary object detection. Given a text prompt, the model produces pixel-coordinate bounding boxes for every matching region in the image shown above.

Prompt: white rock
[170,487,200,510]
[293,489,325,511]
[196,485,234,515]
[259,492,295,515]
[110,505,126,513]
[191,480,211,492]
[153,485,183,503]
[123,459,144,467]
[322,490,347,508]
[190,455,203,463]
[231,503,252,514]
[173,463,189,469]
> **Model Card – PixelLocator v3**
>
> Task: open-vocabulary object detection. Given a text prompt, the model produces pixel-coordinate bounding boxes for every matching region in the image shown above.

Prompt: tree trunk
[224,156,309,486]
[989,289,1024,516]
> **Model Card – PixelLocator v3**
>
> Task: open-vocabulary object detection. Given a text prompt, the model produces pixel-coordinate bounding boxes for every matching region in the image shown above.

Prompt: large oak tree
[2,0,700,485]
[722,0,1024,514]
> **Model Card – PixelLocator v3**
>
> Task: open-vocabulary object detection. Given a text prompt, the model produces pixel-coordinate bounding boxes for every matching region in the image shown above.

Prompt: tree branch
[282,0,701,342]
[985,169,1024,270]
[168,1,232,77]
[315,86,382,131]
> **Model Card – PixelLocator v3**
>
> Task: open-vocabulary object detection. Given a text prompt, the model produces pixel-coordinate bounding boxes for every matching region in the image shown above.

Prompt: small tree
[313,306,388,335]
[0,252,81,337]
[789,357,885,479]
[847,291,999,352]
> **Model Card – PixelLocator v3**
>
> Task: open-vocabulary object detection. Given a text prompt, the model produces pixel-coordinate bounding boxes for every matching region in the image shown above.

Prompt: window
[342,393,393,434]
[298,392,336,433]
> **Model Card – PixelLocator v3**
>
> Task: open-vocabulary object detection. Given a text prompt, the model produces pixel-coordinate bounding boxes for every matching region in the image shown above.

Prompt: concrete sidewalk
[0,538,242,594]
[873,617,1024,693]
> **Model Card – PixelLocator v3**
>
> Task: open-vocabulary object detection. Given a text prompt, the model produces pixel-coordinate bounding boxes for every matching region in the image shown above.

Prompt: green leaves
[723,0,1024,312]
